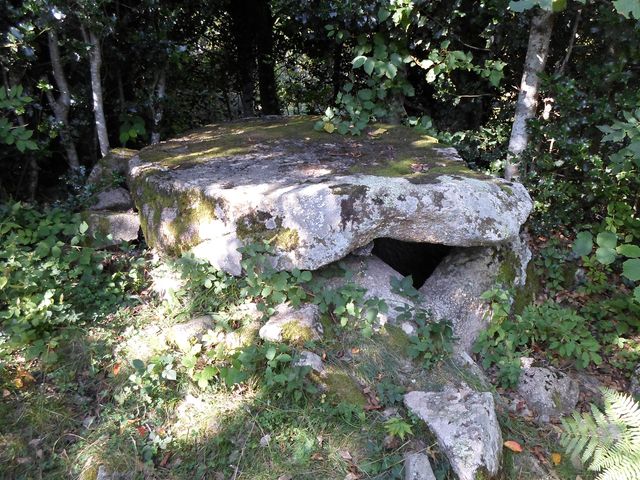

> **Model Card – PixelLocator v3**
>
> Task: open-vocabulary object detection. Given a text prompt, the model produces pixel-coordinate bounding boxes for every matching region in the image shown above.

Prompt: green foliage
[0,201,145,362]
[0,86,37,152]
[406,313,455,370]
[474,292,603,387]
[561,388,640,480]
[118,113,146,146]
[383,417,413,441]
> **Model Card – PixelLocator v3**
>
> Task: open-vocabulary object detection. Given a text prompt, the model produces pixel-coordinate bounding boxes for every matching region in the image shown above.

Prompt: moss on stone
[235,211,300,252]
[382,325,412,351]
[497,250,519,286]
[281,320,314,345]
[323,368,367,407]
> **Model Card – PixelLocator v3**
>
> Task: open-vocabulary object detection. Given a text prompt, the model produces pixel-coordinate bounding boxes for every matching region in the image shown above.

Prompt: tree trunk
[228,0,257,117]
[255,0,280,114]
[504,9,554,181]
[150,66,167,144]
[46,29,80,169]
[83,28,110,157]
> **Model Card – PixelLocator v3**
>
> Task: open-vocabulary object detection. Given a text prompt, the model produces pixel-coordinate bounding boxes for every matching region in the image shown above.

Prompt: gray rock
[170,315,215,351]
[630,366,640,399]
[258,303,322,343]
[404,452,436,480]
[419,235,531,352]
[87,148,138,186]
[85,210,140,246]
[90,187,134,211]
[405,386,502,480]
[517,365,580,421]
[511,453,559,480]
[127,117,532,274]
[323,254,413,324]
[293,350,325,375]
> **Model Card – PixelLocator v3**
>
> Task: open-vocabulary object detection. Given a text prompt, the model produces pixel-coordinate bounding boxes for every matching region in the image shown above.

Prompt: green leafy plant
[118,113,146,145]
[383,417,413,441]
[0,85,37,152]
[407,314,454,369]
[561,388,640,480]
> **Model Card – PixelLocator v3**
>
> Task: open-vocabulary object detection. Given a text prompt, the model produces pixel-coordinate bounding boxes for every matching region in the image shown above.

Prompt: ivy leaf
[364,58,375,75]
[617,244,640,258]
[622,259,640,281]
[573,231,593,257]
[378,8,391,22]
[595,247,617,265]
[352,56,367,68]
[596,232,617,250]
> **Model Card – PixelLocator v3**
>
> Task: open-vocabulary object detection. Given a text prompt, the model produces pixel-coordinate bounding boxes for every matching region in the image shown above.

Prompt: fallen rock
[90,187,134,211]
[517,365,580,422]
[404,386,502,480]
[404,452,436,480]
[259,303,322,344]
[293,350,325,375]
[85,210,140,246]
[169,315,215,351]
[128,116,532,274]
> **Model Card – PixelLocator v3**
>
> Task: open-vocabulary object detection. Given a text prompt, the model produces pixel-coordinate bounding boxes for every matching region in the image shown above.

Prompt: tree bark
[505,9,554,181]
[255,0,280,114]
[150,66,167,144]
[229,1,256,117]
[83,27,110,157]
[46,29,80,169]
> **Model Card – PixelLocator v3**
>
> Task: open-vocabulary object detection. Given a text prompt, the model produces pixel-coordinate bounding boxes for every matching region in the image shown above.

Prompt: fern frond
[560,388,640,480]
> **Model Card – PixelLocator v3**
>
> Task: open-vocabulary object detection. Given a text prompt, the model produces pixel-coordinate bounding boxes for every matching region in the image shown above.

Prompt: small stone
[259,303,322,343]
[170,315,214,351]
[259,434,271,447]
[404,386,502,480]
[517,365,580,422]
[401,322,417,336]
[293,351,325,375]
[404,452,436,480]
[90,187,134,211]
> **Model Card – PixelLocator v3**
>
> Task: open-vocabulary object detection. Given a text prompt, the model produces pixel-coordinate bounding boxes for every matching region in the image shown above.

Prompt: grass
[3,236,629,480]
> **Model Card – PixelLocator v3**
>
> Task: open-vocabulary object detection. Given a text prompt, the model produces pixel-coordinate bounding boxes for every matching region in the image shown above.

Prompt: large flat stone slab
[128,116,532,274]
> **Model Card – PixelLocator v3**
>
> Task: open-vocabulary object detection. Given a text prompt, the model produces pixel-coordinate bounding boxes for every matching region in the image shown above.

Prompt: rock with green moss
[87,148,138,187]
[127,116,532,274]
[419,235,531,352]
[258,303,322,344]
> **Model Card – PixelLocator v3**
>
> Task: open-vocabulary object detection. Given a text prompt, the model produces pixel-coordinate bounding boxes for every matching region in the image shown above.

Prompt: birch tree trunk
[83,28,110,157]
[504,9,554,181]
[46,29,80,169]
[150,67,167,144]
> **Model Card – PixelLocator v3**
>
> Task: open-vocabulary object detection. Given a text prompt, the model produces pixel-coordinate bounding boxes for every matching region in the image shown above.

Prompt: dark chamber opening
[372,237,452,289]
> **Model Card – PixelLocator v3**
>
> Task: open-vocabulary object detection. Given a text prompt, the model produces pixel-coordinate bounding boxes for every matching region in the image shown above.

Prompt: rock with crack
[404,386,502,480]
[404,452,436,480]
[419,235,531,352]
[258,303,322,344]
[517,364,580,422]
[127,116,532,274]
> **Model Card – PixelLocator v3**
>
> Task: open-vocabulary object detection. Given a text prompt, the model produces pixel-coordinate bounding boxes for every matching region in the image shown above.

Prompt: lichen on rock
[126,116,533,274]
